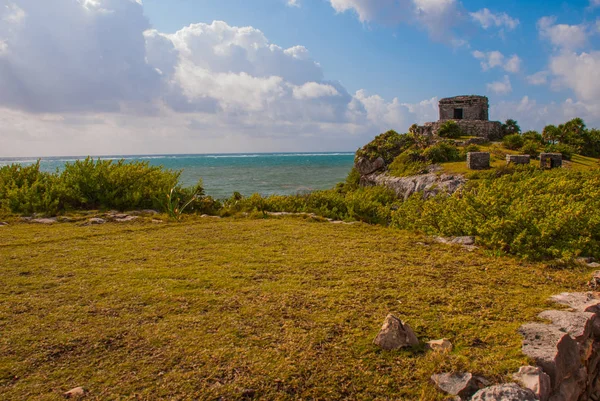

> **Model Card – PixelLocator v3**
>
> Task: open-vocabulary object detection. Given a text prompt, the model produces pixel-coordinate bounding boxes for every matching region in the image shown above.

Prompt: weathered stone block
[467,152,490,170]
[540,153,562,169]
[506,155,531,165]
[439,95,489,121]
[420,120,504,140]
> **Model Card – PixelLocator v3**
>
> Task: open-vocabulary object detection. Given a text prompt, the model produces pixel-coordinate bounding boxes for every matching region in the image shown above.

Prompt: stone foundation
[418,120,504,140]
[540,153,563,169]
[506,155,531,165]
[467,152,490,170]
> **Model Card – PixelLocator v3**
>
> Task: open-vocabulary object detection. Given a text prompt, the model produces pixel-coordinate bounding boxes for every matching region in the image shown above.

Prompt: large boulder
[373,314,419,350]
[355,157,386,176]
[471,384,537,401]
[361,172,466,200]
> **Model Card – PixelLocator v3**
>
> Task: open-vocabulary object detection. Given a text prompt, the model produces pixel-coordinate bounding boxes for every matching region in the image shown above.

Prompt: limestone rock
[64,386,86,398]
[361,172,466,200]
[577,257,596,265]
[114,215,138,222]
[87,218,106,225]
[31,218,57,225]
[427,339,453,353]
[589,263,600,269]
[538,310,596,343]
[373,314,419,350]
[451,237,475,246]
[431,372,488,398]
[355,157,385,176]
[0,222,8,226]
[519,323,581,391]
[471,384,537,401]
[550,292,600,314]
[513,366,552,401]
[151,219,164,224]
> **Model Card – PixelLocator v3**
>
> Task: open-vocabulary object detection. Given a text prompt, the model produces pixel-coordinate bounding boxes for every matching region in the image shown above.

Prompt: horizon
[1,0,600,156]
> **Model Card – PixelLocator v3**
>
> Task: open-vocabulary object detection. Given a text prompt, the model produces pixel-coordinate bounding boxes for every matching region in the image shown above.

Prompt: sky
[1,0,600,156]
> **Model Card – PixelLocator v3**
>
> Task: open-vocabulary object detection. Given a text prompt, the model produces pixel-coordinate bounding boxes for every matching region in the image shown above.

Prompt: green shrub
[544,143,575,161]
[437,121,463,139]
[502,134,525,150]
[388,150,430,177]
[502,119,521,137]
[459,145,481,160]
[423,142,462,163]
[355,131,417,164]
[520,140,541,158]
[522,130,544,144]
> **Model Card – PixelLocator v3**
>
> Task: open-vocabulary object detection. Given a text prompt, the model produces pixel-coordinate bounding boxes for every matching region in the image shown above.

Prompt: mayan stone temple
[418,95,504,140]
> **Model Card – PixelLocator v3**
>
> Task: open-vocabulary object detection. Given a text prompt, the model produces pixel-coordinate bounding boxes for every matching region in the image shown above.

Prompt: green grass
[0,217,593,400]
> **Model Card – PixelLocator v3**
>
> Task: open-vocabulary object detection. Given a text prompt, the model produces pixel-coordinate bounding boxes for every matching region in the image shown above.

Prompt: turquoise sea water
[0,153,356,199]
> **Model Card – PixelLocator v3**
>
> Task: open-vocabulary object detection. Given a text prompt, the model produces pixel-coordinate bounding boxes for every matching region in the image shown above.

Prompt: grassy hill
[0,216,593,400]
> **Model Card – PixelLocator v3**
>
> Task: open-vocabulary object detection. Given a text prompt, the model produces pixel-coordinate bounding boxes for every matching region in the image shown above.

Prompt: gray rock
[519,323,581,390]
[471,384,537,401]
[538,310,596,343]
[426,338,453,353]
[589,263,600,269]
[589,271,600,290]
[431,372,488,398]
[31,218,57,225]
[355,157,385,176]
[513,366,552,401]
[87,218,106,225]
[56,216,74,222]
[362,172,466,200]
[373,314,419,350]
[577,257,596,264]
[0,222,8,226]
[550,292,600,314]
[451,236,476,246]
[114,215,138,222]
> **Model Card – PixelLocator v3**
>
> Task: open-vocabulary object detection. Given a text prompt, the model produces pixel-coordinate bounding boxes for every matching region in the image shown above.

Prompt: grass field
[0,216,593,400]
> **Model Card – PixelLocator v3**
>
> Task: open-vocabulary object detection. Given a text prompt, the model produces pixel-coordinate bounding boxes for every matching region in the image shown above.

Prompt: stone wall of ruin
[420,120,503,140]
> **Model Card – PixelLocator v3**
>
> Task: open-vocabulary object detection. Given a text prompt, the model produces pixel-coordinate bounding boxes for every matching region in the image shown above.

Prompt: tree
[502,119,521,137]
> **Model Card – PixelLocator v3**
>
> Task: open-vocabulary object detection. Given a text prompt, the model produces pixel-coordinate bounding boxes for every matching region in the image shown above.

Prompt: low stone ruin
[506,154,531,165]
[540,153,563,169]
[467,152,490,170]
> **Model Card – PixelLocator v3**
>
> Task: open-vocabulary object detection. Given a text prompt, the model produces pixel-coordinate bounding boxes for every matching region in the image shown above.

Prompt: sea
[0,153,356,200]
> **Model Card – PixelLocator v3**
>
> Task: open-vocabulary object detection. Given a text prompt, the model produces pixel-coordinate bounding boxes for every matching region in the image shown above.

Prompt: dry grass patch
[0,217,592,400]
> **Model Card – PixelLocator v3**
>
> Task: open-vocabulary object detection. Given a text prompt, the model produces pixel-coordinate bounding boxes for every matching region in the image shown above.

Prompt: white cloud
[472,50,521,73]
[293,82,340,99]
[287,0,300,7]
[487,75,512,95]
[3,3,26,24]
[328,0,464,43]
[526,71,549,86]
[549,51,600,102]
[470,8,519,31]
[537,16,588,50]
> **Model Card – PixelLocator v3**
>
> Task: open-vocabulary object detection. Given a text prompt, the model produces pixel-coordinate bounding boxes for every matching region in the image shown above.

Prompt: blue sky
[1,0,600,156]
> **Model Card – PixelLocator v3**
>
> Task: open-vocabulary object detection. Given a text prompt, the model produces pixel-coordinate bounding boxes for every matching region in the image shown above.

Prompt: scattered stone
[513,366,552,401]
[589,263,600,269]
[434,236,476,246]
[550,292,600,314]
[56,216,74,222]
[467,152,491,170]
[64,386,86,398]
[87,218,106,225]
[114,215,138,223]
[31,218,57,225]
[431,373,488,399]
[355,157,385,176]
[151,219,164,224]
[0,222,8,226]
[577,257,596,265]
[19,216,32,222]
[200,214,221,219]
[373,314,419,350]
[471,383,537,401]
[426,339,453,353]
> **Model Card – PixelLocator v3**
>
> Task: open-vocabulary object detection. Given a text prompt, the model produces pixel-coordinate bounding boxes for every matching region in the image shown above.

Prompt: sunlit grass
[0,217,593,399]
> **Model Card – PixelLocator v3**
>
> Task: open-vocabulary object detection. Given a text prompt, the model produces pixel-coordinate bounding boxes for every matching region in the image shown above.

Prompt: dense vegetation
[0,217,590,400]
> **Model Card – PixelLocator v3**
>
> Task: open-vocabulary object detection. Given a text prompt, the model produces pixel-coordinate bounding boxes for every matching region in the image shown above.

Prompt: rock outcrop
[431,373,488,398]
[470,384,537,401]
[360,171,466,200]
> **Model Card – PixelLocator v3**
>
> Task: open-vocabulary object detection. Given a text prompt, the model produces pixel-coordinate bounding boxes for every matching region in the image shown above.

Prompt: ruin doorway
[454,108,463,120]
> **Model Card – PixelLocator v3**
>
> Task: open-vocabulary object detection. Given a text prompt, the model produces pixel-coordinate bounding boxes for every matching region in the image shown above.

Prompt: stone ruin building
[418,95,504,140]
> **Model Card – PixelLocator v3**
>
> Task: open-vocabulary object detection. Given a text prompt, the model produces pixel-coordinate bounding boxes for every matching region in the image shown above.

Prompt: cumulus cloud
[487,75,512,95]
[328,0,464,42]
[537,16,588,50]
[472,50,521,73]
[527,71,549,86]
[287,0,300,7]
[549,51,600,102]
[470,8,519,31]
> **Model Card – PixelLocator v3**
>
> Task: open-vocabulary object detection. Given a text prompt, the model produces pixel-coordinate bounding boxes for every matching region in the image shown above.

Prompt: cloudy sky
[1,0,600,156]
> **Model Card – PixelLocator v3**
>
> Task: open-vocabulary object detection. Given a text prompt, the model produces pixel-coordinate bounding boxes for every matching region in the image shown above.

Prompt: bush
[388,150,430,177]
[544,143,575,161]
[520,140,541,158]
[522,130,544,144]
[502,119,521,137]
[355,131,417,164]
[423,142,462,163]
[391,169,600,260]
[502,134,525,150]
[437,121,463,139]
[459,145,481,160]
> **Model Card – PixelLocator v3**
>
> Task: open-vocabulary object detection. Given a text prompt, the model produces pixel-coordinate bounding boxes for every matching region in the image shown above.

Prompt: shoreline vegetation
[2,117,600,262]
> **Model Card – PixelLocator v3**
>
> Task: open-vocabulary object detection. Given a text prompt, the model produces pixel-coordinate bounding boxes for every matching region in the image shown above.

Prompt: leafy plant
[437,121,463,139]
[502,134,525,150]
